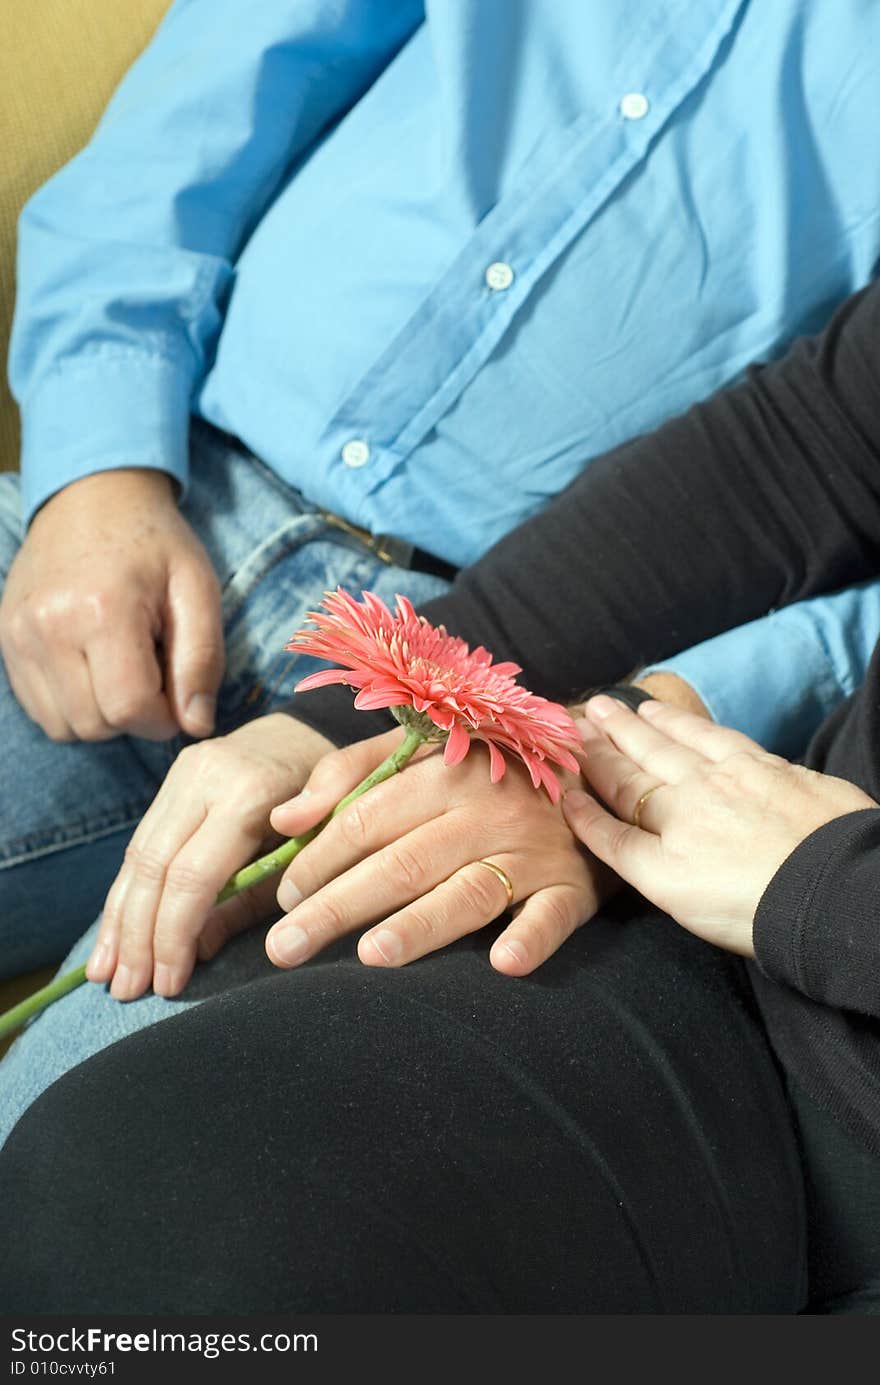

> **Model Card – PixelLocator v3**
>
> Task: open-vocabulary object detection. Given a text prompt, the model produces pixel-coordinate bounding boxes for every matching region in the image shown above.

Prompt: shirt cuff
[641,606,849,757]
[19,350,193,526]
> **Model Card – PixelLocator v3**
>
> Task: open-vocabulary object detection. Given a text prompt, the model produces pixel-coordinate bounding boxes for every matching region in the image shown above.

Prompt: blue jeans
[0,421,449,1147]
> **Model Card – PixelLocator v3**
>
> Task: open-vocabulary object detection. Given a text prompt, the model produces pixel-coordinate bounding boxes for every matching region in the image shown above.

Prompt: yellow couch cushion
[0,0,172,473]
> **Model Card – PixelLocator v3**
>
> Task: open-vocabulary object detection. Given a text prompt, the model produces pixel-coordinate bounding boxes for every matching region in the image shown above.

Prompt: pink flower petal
[443,721,471,766]
[353,688,405,710]
[553,747,581,773]
[534,761,563,804]
[520,752,543,791]
[394,593,418,625]
[428,706,455,730]
[295,669,351,692]
[486,738,507,783]
[289,588,582,799]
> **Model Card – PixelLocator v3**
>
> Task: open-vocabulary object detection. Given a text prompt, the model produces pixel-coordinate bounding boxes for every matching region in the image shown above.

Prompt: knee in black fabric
[0,915,807,1313]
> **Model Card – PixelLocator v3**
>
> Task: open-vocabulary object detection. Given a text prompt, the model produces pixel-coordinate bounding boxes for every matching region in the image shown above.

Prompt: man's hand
[86,713,335,999]
[263,728,610,977]
[0,468,224,742]
[259,677,707,978]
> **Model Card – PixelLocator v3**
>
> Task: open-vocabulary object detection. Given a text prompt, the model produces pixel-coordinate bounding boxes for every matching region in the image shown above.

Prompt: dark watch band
[587,683,656,712]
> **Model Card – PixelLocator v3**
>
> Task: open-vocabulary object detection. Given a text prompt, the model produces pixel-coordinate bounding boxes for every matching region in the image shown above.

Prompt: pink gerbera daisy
[289,588,581,802]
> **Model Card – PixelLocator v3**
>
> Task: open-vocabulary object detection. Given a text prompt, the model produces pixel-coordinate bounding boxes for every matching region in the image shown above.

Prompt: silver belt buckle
[320,510,415,568]
[372,533,415,568]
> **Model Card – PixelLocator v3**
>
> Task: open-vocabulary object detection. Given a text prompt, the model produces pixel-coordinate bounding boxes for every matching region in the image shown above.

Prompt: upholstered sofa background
[0,1,171,1049]
[0,0,171,473]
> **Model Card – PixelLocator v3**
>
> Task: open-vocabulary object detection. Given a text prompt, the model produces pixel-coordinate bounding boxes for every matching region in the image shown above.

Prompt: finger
[163,559,225,739]
[102,791,208,1000]
[86,626,178,740]
[269,729,436,837]
[4,654,75,741]
[637,698,768,761]
[583,695,708,781]
[489,884,592,976]
[354,854,523,969]
[266,812,470,967]
[272,750,449,912]
[90,741,202,986]
[197,874,284,963]
[269,730,404,836]
[86,865,130,984]
[576,730,666,829]
[40,648,116,742]
[562,788,661,889]
[105,866,162,999]
[149,815,278,995]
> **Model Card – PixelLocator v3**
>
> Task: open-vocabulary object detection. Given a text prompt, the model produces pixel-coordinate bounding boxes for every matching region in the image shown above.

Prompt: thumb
[269,728,403,836]
[197,873,282,964]
[163,554,225,738]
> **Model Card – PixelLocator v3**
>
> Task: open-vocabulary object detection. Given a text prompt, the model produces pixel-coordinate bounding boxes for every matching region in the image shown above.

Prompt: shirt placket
[325,0,747,527]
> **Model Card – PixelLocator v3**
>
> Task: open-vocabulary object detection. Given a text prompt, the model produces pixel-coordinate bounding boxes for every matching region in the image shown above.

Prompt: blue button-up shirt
[9,0,880,753]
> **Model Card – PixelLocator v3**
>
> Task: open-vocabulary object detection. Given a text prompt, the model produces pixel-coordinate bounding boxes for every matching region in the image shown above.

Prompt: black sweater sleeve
[753,810,880,1019]
[745,630,880,1149]
[289,279,880,745]
[751,626,880,1019]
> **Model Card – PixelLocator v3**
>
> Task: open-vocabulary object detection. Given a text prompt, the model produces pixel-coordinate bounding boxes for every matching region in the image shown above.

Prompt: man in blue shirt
[1,0,880,1129]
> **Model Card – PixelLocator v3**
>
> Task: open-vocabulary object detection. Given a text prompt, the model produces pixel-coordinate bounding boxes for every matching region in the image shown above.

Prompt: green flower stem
[215,723,426,899]
[0,725,428,1042]
[0,963,89,1041]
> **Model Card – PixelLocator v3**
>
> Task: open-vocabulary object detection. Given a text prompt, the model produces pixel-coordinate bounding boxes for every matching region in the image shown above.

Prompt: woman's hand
[86,713,335,999]
[562,695,877,955]
[265,727,611,976]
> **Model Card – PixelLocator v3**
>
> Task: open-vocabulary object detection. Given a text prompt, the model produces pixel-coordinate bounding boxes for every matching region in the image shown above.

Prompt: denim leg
[0,423,450,1147]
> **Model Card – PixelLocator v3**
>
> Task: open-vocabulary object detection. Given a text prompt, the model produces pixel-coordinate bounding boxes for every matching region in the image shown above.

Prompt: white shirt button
[485,261,514,291]
[619,92,649,120]
[341,438,370,468]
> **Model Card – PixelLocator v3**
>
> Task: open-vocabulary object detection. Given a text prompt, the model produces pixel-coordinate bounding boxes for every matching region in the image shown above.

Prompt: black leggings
[0,895,860,1314]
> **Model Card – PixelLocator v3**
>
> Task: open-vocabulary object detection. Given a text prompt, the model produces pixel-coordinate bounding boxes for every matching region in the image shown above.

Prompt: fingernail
[273,788,311,812]
[586,695,618,719]
[497,939,529,968]
[638,699,661,717]
[87,941,111,978]
[364,928,402,965]
[153,963,175,997]
[269,923,310,966]
[185,693,216,734]
[563,788,590,812]
[276,878,303,912]
[110,964,135,1000]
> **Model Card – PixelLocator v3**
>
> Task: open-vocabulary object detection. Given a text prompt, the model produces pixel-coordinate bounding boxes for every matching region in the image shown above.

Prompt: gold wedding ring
[632,784,661,830]
[475,858,515,908]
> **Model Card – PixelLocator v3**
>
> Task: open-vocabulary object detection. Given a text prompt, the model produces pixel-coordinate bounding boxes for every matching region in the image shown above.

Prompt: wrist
[568,677,661,721]
[258,711,336,759]
[576,682,657,714]
[37,467,176,517]
[633,671,711,718]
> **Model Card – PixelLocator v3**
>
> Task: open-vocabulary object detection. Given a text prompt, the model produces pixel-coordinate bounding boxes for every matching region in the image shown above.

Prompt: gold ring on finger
[474,858,515,908]
[632,784,662,831]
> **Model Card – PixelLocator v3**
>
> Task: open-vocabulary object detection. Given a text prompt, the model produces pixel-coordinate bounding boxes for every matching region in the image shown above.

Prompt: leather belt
[319,511,458,582]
